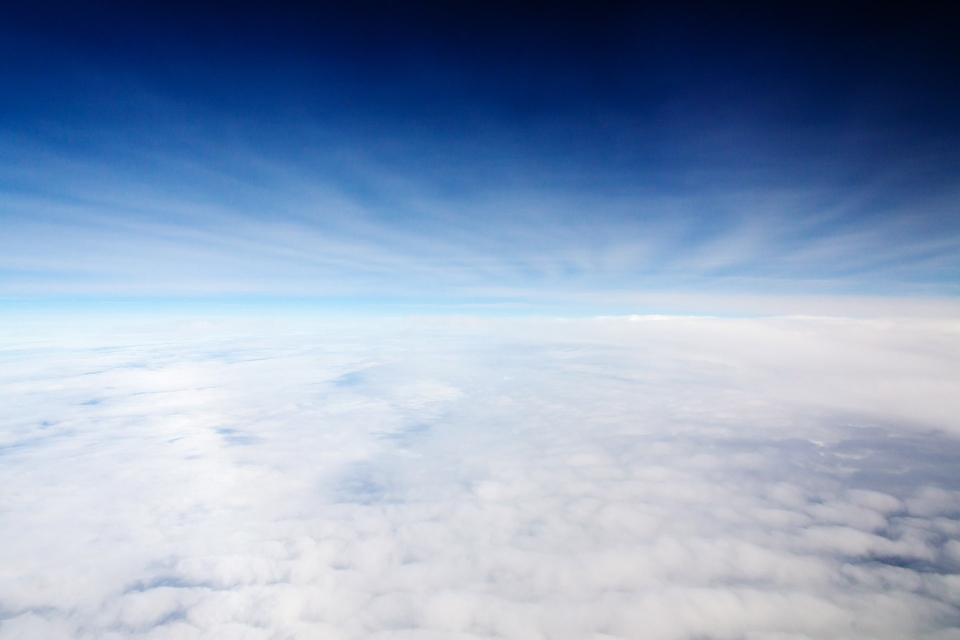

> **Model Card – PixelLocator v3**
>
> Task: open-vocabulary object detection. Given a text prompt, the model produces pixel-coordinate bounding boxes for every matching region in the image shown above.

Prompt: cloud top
[1,315,959,638]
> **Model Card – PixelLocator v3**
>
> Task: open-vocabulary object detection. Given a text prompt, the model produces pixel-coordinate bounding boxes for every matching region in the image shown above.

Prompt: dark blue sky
[2,2,959,310]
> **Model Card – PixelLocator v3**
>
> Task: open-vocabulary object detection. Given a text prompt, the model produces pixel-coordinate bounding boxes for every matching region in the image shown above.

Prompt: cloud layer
[2,315,960,639]
[3,130,959,301]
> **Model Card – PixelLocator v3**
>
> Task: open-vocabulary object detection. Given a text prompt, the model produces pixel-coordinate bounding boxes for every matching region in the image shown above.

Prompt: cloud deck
[2,315,959,639]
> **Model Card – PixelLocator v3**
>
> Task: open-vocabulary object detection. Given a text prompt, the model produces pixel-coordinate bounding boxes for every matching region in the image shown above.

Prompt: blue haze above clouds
[3,3,960,639]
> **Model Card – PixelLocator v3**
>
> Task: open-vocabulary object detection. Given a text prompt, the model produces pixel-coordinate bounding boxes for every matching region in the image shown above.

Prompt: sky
[3,4,960,640]
[1,2,959,312]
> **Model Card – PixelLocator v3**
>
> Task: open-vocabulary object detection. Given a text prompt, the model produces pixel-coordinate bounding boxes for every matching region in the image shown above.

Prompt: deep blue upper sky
[1,2,959,310]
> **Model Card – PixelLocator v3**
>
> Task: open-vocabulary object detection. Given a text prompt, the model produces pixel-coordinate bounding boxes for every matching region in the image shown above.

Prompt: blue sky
[2,2,959,313]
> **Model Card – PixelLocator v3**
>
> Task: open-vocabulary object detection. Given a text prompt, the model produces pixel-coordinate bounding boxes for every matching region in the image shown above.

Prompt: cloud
[2,115,959,301]
[1,315,960,639]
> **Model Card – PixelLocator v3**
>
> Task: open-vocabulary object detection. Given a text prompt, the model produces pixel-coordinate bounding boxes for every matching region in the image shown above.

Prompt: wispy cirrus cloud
[3,121,959,304]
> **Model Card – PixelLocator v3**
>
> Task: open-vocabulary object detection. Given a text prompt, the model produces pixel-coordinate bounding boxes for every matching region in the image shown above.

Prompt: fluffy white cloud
[1,314,960,639]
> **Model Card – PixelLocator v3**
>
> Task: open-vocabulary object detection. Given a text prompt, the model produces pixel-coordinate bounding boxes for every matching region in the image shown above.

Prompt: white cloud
[1,314,960,639]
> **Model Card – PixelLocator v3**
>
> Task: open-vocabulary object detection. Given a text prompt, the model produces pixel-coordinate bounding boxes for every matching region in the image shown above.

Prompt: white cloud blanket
[2,315,960,639]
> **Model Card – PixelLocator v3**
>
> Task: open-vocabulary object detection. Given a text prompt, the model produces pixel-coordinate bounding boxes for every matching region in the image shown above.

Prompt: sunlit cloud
[2,316,960,639]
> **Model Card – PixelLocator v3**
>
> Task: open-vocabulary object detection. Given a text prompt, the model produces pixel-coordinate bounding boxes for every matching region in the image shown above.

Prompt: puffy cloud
[1,314,959,639]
